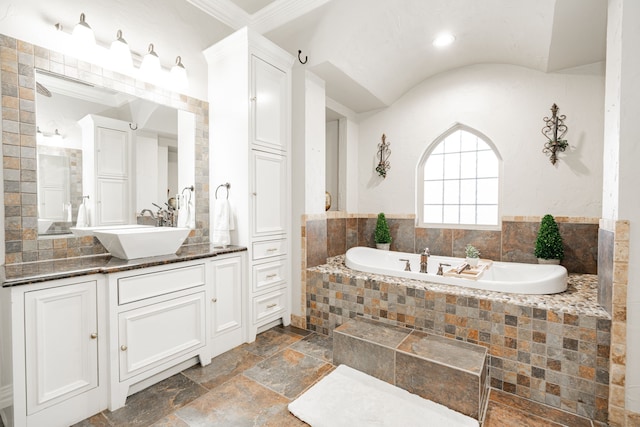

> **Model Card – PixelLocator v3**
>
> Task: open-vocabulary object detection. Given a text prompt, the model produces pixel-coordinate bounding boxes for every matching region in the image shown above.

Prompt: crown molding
[186,0,250,30]
[251,0,331,34]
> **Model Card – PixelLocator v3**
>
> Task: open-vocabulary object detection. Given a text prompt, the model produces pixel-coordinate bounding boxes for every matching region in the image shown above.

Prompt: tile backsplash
[307,213,599,274]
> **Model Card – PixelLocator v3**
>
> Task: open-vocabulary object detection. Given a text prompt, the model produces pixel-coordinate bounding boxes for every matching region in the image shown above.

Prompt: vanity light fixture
[54,14,189,91]
[140,43,161,82]
[36,127,44,144]
[110,30,133,70]
[71,13,95,48]
[433,32,455,48]
[52,129,63,143]
[170,56,188,90]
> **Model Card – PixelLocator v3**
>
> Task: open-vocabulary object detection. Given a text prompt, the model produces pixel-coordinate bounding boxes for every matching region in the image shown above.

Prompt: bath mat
[288,364,479,427]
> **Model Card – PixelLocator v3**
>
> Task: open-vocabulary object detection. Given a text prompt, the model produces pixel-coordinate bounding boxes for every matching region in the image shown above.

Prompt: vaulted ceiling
[3,0,607,114]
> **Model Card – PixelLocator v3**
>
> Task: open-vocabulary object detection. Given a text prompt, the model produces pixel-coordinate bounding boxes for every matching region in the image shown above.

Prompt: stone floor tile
[289,333,333,363]
[102,373,207,427]
[243,348,333,399]
[488,389,592,426]
[173,375,295,426]
[182,346,264,390]
[484,401,565,426]
[242,329,303,358]
[149,413,189,427]
[273,324,313,338]
[71,413,111,427]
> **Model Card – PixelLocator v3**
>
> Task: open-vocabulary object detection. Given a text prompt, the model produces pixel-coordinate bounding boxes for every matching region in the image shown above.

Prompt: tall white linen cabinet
[204,27,294,346]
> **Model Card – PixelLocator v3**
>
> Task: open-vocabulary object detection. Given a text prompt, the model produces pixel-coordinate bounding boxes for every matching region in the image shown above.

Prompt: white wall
[357,63,605,218]
[325,121,339,210]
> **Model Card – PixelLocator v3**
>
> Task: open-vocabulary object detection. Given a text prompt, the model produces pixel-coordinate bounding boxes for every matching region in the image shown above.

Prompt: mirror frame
[1,34,209,264]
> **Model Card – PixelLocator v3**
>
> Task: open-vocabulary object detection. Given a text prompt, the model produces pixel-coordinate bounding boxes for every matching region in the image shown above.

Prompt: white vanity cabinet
[7,277,108,427]
[205,27,293,342]
[106,260,210,410]
[209,253,246,357]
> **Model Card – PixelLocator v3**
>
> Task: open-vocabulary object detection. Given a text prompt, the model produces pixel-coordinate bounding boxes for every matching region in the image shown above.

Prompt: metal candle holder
[375,133,391,178]
[541,103,568,165]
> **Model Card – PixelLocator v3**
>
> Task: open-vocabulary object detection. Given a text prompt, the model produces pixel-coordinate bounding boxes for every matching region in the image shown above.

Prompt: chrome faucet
[139,209,156,218]
[399,258,411,271]
[420,248,430,273]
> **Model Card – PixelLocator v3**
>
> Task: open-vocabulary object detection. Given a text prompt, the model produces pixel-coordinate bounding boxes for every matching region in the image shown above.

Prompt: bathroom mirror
[35,70,185,235]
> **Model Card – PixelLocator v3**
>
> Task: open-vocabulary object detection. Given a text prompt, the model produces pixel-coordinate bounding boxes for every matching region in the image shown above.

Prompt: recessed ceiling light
[433,33,455,48]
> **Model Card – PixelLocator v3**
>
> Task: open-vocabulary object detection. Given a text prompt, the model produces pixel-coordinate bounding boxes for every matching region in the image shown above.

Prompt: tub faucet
[399,258,411,271]
[437,263,451,276]
[420,248,430,273]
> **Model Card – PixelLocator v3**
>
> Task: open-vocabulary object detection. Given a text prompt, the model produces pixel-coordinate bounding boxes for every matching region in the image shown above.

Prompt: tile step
[333,317,489,420]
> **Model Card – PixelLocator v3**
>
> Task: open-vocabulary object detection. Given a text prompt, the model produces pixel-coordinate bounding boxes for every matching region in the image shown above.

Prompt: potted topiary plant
[534,214,564,264]
[374,212,392,250]
[465,244,480,267]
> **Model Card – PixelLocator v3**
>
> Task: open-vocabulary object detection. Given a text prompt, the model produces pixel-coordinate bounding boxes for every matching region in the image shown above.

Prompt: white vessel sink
[93,227,191,260]
[70,224,153,237]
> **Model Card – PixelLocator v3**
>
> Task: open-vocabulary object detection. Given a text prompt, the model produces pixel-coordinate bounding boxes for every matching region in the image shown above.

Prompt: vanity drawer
[252,238,287,260]
[118,264,206,305]
[252,259,286,293]
[253,289,286,324]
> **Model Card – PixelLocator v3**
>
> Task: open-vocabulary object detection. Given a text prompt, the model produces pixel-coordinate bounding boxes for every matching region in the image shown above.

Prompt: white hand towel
[187,198,195,230]
[76,203,88,227]
[177,195,188,228]
[212,198,231,246]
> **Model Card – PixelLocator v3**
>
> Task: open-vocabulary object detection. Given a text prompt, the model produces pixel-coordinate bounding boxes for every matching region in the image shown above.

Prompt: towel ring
[215,182,230,199]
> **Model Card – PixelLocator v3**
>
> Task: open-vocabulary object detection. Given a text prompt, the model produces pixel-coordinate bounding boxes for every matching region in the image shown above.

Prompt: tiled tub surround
[306,256,611,424]
[0,34,210,264]
[306,214,599,274]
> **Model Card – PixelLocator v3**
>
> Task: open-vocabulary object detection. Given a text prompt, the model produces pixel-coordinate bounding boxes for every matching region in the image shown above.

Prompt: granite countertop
[2,244,247,287]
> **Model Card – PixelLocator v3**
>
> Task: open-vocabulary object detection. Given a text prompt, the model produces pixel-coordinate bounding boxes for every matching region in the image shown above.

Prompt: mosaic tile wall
[1,35,209,264]
[312,213,599,274]
[306,263,611,424]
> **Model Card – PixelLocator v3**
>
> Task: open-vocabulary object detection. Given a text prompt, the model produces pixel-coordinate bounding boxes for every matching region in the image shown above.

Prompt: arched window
[417,125,501,227]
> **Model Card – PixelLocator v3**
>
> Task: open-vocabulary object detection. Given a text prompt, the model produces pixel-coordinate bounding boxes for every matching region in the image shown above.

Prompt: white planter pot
[376,243,390,251]
[466,257,479,267]
[537,258,560,265]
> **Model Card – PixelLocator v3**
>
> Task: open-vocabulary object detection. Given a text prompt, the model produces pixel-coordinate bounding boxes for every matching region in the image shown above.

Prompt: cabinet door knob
[120,345,128,351]
[252,192,257,196]
[212,298,218,303]
[90,333,98,339]
[250,97,257,101]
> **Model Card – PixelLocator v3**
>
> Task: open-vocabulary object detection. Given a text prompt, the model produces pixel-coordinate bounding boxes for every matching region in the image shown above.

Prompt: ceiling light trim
[187,0,251,30]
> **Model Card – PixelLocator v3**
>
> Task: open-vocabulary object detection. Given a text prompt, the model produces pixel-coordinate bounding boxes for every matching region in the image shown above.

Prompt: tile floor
[70,325,596,427]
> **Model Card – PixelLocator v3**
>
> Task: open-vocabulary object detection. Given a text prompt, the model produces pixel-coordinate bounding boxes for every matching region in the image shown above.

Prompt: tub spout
[420,248,430,273]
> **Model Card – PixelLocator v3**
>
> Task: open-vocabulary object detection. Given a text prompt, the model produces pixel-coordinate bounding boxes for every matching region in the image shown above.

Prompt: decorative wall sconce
[54,13,189,90]
[541,103,568,165]
[375,133,391,178]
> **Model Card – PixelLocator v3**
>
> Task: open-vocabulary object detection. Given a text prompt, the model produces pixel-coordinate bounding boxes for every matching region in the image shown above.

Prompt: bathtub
[344,246,567,295]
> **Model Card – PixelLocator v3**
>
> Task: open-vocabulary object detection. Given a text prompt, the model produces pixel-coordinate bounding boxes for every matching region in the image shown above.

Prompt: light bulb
[71,13,95,48]
[140,44,161,83]
[110,30,133,71]
[170,56,188,91]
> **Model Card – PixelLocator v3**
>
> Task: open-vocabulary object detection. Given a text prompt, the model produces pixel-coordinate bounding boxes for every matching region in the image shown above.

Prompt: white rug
[288,365,479,427]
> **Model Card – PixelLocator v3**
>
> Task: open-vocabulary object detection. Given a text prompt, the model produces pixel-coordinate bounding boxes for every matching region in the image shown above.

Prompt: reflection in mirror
[35,70,181,235]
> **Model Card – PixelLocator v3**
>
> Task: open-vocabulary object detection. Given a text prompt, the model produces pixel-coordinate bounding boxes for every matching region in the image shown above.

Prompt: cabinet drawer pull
[90,333,98,339]
[266,248,278,252]
[265,273,277,279]
[266,303,277,309]
[212,298,218,303]
[120,345,128,351]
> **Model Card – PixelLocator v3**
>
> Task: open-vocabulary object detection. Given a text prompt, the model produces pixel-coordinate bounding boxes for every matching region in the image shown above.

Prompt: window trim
[415,123,503,230]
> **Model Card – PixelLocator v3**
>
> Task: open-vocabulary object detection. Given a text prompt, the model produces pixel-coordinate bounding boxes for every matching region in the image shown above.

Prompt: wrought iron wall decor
[375,133,391,178]
[541,103,568,165]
